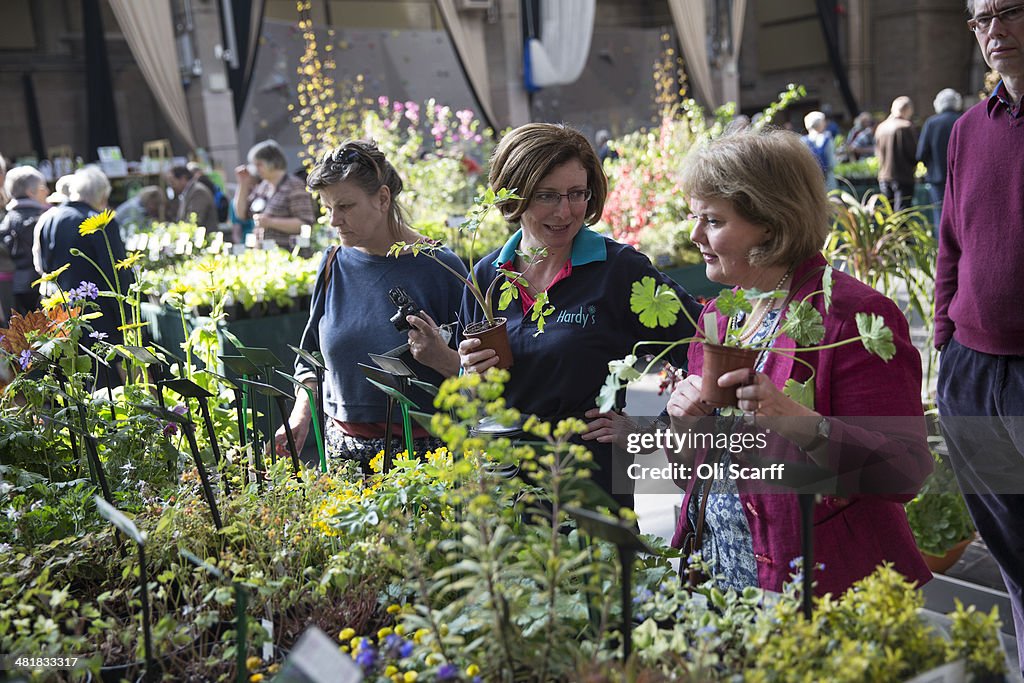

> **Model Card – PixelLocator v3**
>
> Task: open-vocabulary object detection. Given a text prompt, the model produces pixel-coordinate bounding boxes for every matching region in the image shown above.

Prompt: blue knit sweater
[295,245,467,423]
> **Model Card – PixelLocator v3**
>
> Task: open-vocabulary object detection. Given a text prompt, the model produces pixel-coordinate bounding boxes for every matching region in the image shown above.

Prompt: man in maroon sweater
[936,1,1024,674]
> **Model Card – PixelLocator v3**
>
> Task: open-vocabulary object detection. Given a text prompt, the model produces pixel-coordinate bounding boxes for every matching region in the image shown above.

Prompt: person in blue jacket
[455,123,701,509]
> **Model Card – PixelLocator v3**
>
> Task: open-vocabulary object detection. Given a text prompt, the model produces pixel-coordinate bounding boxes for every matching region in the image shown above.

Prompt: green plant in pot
[905,448,976,573]
[598,265,897,412]
[390,187,554,369]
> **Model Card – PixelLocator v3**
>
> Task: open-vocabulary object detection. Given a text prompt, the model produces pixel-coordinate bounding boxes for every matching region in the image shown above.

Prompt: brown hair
[487,123,607,225]
[680,128,831,268]
[307,139,407,236]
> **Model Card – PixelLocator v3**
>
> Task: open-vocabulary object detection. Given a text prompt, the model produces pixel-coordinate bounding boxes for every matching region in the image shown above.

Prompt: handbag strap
[321,246,340,293]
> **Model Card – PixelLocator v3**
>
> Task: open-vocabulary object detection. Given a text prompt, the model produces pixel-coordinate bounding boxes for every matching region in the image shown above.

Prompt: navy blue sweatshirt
[296,245,467,423]
[460,228,701,506]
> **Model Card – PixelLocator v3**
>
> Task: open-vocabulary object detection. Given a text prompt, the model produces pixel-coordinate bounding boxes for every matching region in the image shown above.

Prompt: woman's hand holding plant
[457,337,499,374]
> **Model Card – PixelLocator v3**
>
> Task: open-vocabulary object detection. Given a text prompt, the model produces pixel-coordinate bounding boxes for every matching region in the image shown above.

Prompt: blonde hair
[487,123,607,225]
[680,128,831,267]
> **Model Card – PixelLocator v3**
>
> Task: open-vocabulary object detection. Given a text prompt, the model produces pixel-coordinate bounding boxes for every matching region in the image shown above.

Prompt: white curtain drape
[107,0,197,149]
[667,0,717,110]
[435,0,498,131]
[527,0,595,88]
[731,0,747,58]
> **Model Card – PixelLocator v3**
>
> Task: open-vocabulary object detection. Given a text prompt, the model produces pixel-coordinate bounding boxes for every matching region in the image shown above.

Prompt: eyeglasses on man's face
[967,3,1024,32]
[532,188,592,206]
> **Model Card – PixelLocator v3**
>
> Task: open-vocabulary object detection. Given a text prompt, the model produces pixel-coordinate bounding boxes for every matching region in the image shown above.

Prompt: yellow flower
[249,675,264,683]
[403,672,418,682]
[386,604,401,615]
[338,627,355,642]
[412,628,430,644]
[40,292,65,310]
[466,664,480,676]
[377,627,393,640]
[246,656,262,671]
[197,259,221,273]
[115,252,143,270]
[79,208,116,236]
[384,666,398,676]
[31,263,70,287]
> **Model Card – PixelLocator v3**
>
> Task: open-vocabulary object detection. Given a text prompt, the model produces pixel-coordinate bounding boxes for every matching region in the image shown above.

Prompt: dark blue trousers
[938,338,1024,675]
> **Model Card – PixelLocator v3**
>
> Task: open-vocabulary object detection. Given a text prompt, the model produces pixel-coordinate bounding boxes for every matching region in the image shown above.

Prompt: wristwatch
[801,416,831,451]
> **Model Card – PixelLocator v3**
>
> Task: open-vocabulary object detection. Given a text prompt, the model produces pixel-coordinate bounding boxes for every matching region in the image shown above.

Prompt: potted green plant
[599,265,897,411]
[389,187,555,369]
[905,448,976,574]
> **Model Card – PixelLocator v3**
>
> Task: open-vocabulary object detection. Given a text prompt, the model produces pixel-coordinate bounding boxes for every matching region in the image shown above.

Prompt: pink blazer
[670,254,933,595]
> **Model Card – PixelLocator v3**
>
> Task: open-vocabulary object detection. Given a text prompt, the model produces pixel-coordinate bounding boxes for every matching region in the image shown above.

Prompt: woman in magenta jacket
[665,128,932,596]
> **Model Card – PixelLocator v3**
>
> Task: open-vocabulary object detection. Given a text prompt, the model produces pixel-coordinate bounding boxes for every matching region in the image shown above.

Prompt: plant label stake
[95,497,157,682]
[221,354,264,489]
[117,344,166,394]
[743,449,840,620]
[566,506,655,664]
[277,369,327,473]
[234,346,284,467]
[46,363,116,506]
[289,345,329,469]
[139,402,224,529]
[162,378,229,495]
[237,378,302,476]
[359,356,419,473]
[204,369,250,485]
[274,626,364,682]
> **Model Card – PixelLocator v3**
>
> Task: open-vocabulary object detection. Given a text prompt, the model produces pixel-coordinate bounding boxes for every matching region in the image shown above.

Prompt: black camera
[388,286,420,331]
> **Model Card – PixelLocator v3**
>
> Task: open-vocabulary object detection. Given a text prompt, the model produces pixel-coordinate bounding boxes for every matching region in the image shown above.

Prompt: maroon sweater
[935,84,1024,354]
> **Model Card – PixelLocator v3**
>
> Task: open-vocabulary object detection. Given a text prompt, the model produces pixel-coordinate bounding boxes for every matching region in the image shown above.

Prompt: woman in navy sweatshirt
[275,141,466,467]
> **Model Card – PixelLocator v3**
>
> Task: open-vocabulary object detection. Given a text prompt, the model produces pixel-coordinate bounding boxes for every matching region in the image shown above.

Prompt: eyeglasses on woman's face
[968,3,1024,32]
[531,188,592,206]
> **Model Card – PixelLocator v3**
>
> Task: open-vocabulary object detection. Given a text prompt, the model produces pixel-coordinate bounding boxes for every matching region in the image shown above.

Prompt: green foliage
[630,277,683,328]
[825,190,937,399]
[905,452,975,556]
[392,188,556,334]
[603,268,896,412]
[596,84,806,268]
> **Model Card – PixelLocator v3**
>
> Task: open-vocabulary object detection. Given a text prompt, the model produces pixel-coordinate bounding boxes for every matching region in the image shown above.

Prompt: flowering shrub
[596,85,807,268]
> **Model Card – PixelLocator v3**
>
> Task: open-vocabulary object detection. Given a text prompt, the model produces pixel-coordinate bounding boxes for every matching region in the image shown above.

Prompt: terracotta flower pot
[921,535,974,574]
[700,344,760,407]
[464,317,513,369]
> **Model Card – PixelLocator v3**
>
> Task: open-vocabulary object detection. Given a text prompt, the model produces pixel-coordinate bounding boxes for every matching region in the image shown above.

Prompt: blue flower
[18,350,32,370]
[354,644,377,669]
[383,633,414,659]
[77,281,100,300]
[89,330,109,341]
[436,663,459,680]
